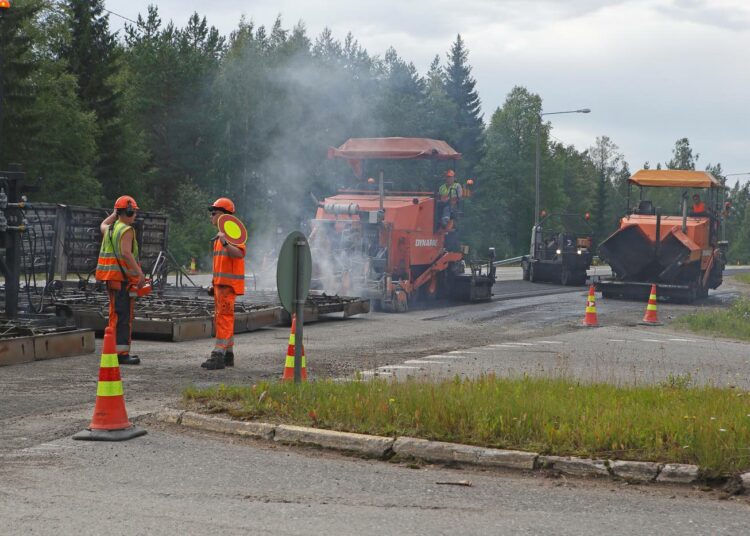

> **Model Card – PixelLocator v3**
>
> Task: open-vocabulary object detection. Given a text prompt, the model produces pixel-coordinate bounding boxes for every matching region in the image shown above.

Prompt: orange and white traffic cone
[282,315,307,382]
[640,284,662,326]
[73,327,146,441]
[583,285,599,327]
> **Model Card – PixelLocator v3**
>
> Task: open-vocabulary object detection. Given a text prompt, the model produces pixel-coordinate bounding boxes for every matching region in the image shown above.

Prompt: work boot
[201,351,225,370]
[118,354,140,365]
[224,350,234,367]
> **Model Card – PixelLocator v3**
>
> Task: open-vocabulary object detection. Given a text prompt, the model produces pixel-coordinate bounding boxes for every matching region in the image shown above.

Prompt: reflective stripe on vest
[95,221,140,282]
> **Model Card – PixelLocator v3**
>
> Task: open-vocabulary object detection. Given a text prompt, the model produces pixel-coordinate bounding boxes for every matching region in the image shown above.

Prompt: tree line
[2,1,748,264]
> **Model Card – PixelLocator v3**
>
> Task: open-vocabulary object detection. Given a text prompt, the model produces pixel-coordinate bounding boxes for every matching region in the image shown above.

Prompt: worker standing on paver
[95,195,146,365]
[439,169,462,228]
[203,197,246,370]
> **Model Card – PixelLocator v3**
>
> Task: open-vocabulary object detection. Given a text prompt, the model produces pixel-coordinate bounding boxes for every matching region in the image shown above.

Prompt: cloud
[105,0,750,174]
[656,0,750,31]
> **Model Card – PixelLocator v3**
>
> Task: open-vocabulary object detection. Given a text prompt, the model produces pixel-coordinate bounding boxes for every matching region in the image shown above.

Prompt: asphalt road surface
[2,272,750,533]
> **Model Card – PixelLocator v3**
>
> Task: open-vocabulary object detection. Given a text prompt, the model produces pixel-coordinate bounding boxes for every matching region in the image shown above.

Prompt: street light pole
[534,108,591,225]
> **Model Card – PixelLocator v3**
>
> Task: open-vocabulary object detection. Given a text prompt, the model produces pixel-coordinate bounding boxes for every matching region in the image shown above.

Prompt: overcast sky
[106,0,750,182]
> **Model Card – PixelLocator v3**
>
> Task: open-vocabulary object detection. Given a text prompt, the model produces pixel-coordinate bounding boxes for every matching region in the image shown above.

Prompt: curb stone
[539,455,610,477]
[181,412,276,440]
[393,437,536,470]
[274,424,394,458]
[154,408,185,425]
[656,463,700,484]
[609,460,661,482]
[155,411,743,493]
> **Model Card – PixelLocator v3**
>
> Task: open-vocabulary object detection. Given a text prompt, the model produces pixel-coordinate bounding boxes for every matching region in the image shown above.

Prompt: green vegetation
[734,273,750,285]
[676,298,750,341]
[185,376,750,476]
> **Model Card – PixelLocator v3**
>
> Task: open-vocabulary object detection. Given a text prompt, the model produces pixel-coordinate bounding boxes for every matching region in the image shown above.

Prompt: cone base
[638,320,663,326]
[73,425,147,442]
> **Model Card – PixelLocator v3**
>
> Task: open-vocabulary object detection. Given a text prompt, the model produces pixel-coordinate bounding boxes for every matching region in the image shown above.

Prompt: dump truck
[521,213,594,286]
[596,169,727,302]
[309,137,496,312]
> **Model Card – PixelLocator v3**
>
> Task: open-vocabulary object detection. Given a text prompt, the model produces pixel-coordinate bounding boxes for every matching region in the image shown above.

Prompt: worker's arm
[120,229,146,287]
[100,210,117,235]
[217,232,245,259]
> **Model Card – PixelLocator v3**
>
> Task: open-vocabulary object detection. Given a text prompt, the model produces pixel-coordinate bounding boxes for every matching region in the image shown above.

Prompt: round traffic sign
[217,214,248,246]
[276,231,312,314]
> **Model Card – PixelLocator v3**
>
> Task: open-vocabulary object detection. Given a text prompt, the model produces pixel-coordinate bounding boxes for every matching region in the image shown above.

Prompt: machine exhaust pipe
[323,202,360,215]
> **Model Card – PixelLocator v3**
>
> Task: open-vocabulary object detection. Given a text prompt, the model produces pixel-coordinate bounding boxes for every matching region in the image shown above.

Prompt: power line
[101,7,138,25]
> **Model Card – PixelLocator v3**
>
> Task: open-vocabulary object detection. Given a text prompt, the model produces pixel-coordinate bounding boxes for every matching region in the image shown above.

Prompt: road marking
[668,338,695,342]
[377,365,420,370]
[404,360,444,364]
[425,355,468,359]
[537,341,563,344]
[489,344,519,348]
[608,339,626,342]
[449,350,478,354]
[641,339,663,343]
[506,342,534,346]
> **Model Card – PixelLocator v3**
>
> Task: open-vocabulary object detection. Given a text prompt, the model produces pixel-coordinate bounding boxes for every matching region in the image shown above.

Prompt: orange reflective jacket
[95,221,140,284]
[212,238,246,294]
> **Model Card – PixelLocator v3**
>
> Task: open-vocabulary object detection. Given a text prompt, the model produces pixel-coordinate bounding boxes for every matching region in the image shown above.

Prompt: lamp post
[534,108,591,225]
[0,0,9,167]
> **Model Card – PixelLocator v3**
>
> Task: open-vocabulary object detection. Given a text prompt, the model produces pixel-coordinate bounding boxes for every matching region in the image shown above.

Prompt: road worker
[203,197,246,370]
[95,195,146,365]
[691,193,706,215]
[439,169,462,228]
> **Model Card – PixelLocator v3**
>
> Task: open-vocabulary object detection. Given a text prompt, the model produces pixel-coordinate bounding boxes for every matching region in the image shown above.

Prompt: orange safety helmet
[210,197,235,214]
[114,195,139,210]
[445,169,455,178]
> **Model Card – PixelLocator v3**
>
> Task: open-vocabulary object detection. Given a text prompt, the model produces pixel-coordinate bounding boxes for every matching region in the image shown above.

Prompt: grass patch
[675,298,750,341]
[734,273,750,285]
[184,375,750,476]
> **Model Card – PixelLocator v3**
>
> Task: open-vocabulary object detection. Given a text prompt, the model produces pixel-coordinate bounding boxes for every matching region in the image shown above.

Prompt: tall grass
[185,376,750,476]
[676,298,750,341]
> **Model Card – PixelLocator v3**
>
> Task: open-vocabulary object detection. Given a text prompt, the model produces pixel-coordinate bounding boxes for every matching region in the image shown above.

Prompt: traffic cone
[640,284,663,326]
[583,285,599,327]
[73,327,147,441]
[282,315,307,382]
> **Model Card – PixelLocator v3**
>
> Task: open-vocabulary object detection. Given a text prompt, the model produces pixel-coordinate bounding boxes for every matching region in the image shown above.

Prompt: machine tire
[560,268,571,286]
[528,262,537,283]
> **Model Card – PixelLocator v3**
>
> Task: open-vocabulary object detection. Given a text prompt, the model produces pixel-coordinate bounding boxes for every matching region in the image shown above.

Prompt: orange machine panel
[620,215,710,248]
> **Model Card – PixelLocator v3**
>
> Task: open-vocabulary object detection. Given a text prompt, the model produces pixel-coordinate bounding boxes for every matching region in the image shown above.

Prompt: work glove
[207,285,214,297]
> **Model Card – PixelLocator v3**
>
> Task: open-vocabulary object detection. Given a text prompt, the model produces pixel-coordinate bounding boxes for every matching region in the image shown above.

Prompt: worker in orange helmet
[95,195,146,365]
[202,197,246,370]
[438,169,462,228]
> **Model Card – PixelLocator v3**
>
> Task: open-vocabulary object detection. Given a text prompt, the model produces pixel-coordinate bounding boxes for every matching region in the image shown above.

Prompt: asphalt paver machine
[310,137,495,312]
[596,169,727,301]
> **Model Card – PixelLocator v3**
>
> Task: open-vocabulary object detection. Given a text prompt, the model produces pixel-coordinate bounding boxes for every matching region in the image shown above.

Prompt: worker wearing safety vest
[95,195,146,365]
[202,197,246,370]
[439,169,462,228]
[692,193,706,215]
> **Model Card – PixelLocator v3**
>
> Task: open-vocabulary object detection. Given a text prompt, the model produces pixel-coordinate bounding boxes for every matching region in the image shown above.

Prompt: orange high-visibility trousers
[213,285,236,355]
[107,281,135,356]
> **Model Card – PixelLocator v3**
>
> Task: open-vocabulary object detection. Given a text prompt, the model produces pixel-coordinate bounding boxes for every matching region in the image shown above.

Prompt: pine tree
[443,35,484,176]
[0,0,42,168]
[64,0,141,200]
